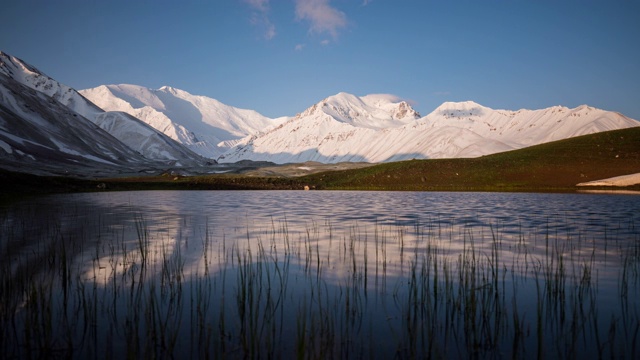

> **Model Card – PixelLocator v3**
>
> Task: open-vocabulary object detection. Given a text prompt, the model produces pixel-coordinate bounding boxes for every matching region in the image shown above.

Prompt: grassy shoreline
[2,127,639,196]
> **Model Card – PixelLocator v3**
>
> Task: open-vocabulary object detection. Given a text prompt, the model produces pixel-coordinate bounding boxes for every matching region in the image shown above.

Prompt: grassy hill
[300,127,640,191]
[1,127,639,195]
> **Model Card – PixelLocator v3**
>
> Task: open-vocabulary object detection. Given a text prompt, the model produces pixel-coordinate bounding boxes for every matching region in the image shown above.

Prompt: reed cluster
[1,208,638,359]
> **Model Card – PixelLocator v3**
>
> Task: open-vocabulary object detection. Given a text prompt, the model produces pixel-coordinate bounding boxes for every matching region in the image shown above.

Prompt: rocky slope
[0,51,205,165]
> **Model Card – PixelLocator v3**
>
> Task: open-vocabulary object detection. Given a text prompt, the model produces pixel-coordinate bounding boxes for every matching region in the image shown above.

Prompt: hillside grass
[1,127,639,195]
[299,127,640,191]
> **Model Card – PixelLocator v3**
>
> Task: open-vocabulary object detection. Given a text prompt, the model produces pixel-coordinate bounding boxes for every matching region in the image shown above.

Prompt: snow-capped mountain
[94,111,211,166]
[0,72,150,176]
[0,52,103,119]
[219,95,639,164]
[0,52,205,165]
[2,50,638,170]
[303,92,421,129]
[80,84,286,158]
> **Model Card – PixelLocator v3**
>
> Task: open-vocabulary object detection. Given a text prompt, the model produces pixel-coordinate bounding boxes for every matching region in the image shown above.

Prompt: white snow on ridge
[94,111,205,164]
[316,92,421,129]
[1,51,205,164]
[80,84,286,158]
[0,139,12,154]
[50,138,118,165]
[217,92,427,163]
[219,95,639,164]
[417,102,637,147]
[0,51,103,120]
[0,73,153,171]
[3,50,639,168]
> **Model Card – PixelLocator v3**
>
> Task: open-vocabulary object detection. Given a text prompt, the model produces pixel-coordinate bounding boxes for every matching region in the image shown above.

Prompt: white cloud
[263,20,276,40]
[244,0,276,40]
[245,0,269,12]
[320,39,330,46]
[294,0,347,38]
[295,43,306,51]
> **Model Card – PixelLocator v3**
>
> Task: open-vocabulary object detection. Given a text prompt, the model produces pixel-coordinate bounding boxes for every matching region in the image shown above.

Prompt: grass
[2,127,640,195]
[298,127,640,191]
[1,202,638,358]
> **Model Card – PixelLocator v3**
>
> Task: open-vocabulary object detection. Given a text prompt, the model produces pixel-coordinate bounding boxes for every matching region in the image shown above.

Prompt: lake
[1,190,639,358]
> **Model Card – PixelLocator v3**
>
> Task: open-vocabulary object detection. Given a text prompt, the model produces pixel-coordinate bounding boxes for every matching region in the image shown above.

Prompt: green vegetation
[300,127,640,191]
[1,127,639,195]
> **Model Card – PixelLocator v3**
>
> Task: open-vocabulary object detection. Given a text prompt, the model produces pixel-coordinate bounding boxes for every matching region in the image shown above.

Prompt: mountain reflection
[1,190,638,359]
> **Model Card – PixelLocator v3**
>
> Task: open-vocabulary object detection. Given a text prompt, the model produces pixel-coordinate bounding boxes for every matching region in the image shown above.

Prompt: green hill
[298,127,640,191]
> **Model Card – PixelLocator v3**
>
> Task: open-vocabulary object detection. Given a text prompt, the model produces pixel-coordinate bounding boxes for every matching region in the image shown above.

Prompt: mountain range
[1,50,638,176]
[79,84,286,158]
[219,96,639,163]
[0,51,207,176]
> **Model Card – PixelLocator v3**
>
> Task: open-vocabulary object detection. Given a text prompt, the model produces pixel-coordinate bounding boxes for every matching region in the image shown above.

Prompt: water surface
[1,191,639,358]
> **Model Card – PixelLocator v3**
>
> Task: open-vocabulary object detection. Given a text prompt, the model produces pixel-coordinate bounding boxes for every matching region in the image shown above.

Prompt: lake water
[1,190,639,358]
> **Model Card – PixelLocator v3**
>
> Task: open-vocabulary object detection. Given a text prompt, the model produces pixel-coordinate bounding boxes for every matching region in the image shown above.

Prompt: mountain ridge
[83,80,638,165]
[0,72,151,176]
[0,51,206,166]
[220,95,638,164]
[1,50,638,171]
[80,84,287,158]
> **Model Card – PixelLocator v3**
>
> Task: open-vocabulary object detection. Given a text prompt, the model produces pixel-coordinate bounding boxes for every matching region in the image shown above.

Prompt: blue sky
[2,0,639,119]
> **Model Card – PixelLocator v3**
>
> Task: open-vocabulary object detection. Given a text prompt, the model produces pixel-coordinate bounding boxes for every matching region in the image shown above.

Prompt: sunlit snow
[577,173,640,187]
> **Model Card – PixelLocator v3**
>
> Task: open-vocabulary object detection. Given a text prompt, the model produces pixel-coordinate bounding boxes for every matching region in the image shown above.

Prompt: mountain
[303,92,421,129]
[0,72,151,176]
[219,95,639,164]
[93,111,212,166]
[3,51,638,170]
[0,52,103,119]
[0,52,205,165]
[80,84,286,158]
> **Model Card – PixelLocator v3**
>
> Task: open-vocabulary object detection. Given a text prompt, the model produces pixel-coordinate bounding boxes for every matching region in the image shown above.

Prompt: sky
[2,0,639,120]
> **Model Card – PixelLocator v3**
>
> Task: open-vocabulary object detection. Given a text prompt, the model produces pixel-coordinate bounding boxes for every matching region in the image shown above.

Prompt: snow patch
[0,139,12,154]
[576,173,640,187]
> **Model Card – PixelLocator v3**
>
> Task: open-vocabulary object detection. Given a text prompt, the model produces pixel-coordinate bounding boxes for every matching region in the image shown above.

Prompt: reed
[0,204,638,359]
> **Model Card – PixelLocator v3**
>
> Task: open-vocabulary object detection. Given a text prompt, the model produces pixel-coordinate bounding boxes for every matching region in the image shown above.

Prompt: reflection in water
[1,191,639,358]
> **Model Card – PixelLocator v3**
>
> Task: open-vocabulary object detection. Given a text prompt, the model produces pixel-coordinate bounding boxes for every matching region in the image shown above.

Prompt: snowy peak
[221,98,639,164]
[296,92,420,129]
[0,72,152,175]
[360,94,420,119]
[418,101,639,148]
[429,101,491,119]
[0,51,42,78]
[95,84,166,111]
[158,85,190,98]
[0,52,102,119]
[3,51,638,168]
[0,51,205,165]
[80,84,285,158]
[429,101,610,122]
[391,101,419,120]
